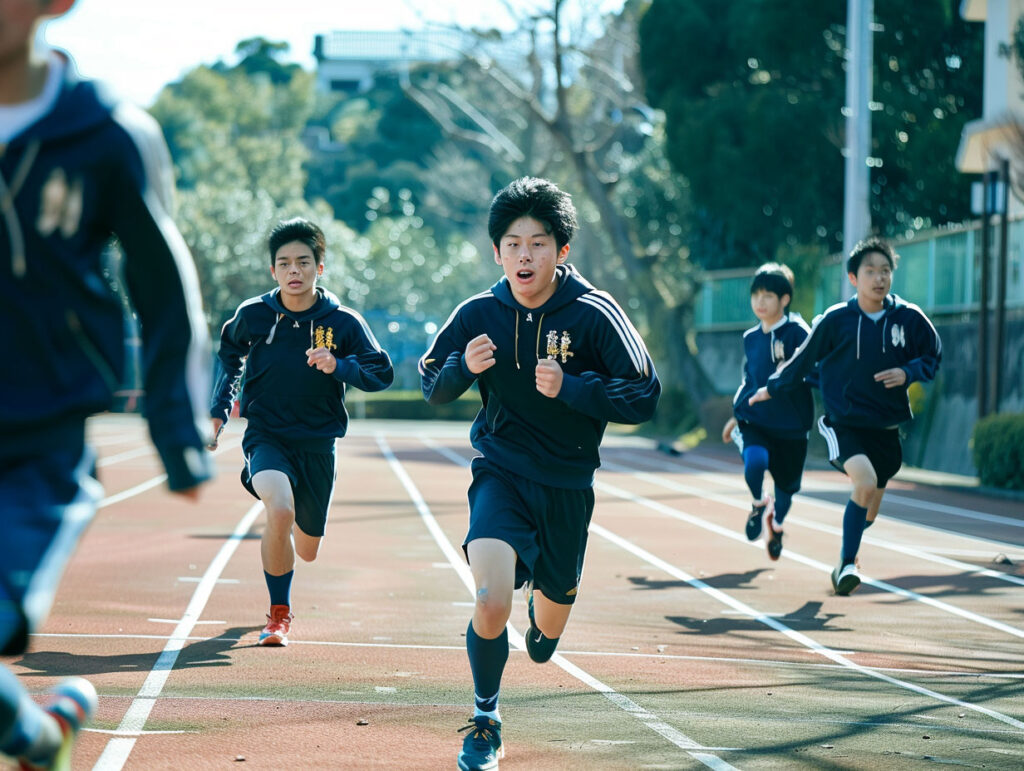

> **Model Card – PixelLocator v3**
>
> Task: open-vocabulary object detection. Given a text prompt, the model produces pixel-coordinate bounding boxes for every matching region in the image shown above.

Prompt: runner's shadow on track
[628,569,770,591]
[873,571,1019,598]
[14,626,253,676]
[666,601,850,635]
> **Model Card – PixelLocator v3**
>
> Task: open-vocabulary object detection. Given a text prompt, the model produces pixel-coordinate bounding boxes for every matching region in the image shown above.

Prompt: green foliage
[971,413,1024,490]
[638,0,983,269]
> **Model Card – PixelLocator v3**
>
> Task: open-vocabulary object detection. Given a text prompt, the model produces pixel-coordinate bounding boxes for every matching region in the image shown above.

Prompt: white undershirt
[0,52,65,144]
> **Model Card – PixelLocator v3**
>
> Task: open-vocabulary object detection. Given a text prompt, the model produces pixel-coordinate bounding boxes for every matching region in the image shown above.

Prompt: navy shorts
[731,421,808,494]
[0,423,101,655]
[817,416,902,488]
[465,457,595,605]
[241,430,336,537]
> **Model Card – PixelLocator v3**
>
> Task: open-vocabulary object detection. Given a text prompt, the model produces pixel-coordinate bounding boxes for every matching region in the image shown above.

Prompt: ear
[45,0,77,16]
[493,245,502,266]
[557,243,570,263]
[847,272,857,287]
[317,263,324,276]
[781,293,791,309]
[270,265,277,280]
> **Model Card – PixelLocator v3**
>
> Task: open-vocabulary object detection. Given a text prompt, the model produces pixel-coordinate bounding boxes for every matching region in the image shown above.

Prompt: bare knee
[473,588,512,637]
[264,504,295,533]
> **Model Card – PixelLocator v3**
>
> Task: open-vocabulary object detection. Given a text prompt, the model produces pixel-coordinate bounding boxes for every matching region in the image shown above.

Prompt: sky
[43,0,623,107]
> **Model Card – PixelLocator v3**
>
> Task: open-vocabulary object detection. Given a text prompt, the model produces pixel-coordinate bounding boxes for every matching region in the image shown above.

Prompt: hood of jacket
[8,52,114,149]
[261,286,342,322]
[489,264,593,315]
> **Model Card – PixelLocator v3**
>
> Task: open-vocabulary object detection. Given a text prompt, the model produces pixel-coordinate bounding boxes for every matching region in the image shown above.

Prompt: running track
[8,415,1023,770]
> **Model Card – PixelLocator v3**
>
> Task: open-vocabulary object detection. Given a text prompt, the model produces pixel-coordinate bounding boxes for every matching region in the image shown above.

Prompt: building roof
[315,29,469,63]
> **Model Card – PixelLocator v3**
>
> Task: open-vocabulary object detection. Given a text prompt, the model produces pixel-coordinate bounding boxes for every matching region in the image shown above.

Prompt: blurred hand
[465,334,497,375]
[874,368,907,389]
[208,418,224,451]
[172,485,202,502]
[748,386,771,405]
[306,346,337,374]
[535,358,563,398]
[722,416,738,443]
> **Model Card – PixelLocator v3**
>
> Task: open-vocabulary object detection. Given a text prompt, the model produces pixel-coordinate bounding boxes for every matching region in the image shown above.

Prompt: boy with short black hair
[722,263,813,560]
[750,236,941,595]
[1,2,213,767]
[210,217,394,646]
[420,177,660,770]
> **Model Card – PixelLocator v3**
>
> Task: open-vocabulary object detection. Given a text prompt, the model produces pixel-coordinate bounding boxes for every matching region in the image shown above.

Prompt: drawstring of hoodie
[509,307,544,370]
[882,318,888,353]
[1,140,41,278]
[856,315,862,360]
[265,313,284,344]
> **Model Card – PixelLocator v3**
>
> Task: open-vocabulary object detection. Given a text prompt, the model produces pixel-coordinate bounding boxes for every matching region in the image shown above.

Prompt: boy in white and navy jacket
[723,263,813,561]
[751,237,941,595]
[420,177,660,771]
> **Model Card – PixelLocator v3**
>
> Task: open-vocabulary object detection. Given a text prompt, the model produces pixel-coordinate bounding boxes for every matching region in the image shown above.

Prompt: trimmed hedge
[347,390,480,421]
[971,413,1024,490]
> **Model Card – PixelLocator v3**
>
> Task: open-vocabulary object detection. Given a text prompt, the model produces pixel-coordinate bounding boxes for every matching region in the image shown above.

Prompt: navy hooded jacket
[732,314,814,438]
[211,287,394,451]
[766,294,941,428]
[0,53,212,490]
[419,265,660,489]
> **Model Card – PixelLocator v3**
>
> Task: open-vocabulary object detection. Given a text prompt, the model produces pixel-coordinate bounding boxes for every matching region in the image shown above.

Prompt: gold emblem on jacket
[545,330,574,364]
[314,326,336,351]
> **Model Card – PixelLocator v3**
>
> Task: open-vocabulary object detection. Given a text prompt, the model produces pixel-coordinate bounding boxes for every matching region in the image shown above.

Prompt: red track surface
[6,415,1023,770]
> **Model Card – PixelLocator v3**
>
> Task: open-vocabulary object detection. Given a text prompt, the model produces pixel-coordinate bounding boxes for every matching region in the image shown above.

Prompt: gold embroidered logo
[773,339,786,364]
[545,330,574,363]
[37,167,84,238]
[314,326,336,351]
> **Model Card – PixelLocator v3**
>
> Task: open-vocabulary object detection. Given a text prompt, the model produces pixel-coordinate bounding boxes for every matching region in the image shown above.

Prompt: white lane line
[95,446,155,468]
[97,439,242,509]
[653,451,1024,530]
[607,457,1024,596]
[588,498,1024,733]
[384,434,741,770]
[92,501,264,771]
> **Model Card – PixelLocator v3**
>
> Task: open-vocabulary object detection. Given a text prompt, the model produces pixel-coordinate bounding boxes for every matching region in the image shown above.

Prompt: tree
[639,0,982,268]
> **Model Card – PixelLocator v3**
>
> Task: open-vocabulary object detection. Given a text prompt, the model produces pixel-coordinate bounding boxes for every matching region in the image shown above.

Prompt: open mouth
[516,270,534,280]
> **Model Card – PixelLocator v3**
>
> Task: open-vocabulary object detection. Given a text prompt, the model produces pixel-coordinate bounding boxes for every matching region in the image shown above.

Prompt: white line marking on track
[603,460,1024,622]
[92,501,264,771]
[399,435,742,769]
[591,481,1024,732]
[146,618,226,625]
[95,446,155,468]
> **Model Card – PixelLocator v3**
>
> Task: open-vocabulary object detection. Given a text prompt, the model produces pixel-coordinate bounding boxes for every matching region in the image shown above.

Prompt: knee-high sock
[466,620,508,714]
[774,489,794,525]
[841,500,868,565]
[264,570,293,607]
[742,445,769,501]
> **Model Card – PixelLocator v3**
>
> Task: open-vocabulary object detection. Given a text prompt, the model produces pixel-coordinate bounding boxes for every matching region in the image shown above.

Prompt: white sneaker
[831,562,861,596]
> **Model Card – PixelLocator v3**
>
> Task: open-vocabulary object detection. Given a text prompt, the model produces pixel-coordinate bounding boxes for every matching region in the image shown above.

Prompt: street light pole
[842,0,874,294]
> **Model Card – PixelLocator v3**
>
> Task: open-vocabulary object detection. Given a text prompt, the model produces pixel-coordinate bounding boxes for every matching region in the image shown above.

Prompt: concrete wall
[696,312,1024,475]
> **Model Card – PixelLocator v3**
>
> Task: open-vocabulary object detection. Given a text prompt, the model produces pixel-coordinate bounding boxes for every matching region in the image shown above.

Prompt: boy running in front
[420,177,660,770]
[750,237,941,594]
[722,263,813,560]
[210,218,393,645]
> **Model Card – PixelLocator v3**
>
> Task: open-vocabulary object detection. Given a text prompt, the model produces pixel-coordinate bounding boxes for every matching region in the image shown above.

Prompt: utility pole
[992,157,1009,414]
[842,0,873,300]
[977,170,992,419]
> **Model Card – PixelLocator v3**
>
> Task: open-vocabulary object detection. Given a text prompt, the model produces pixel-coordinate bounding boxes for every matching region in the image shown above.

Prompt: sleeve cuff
[557,373,584,404]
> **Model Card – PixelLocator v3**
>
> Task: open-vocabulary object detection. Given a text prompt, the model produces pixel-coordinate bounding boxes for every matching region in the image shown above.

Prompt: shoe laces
[458,717,499,747]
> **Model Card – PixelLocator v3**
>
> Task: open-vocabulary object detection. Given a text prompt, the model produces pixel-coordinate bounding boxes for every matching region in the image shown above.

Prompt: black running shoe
[457,716,503,770]
[765,510,783,561]
[745,497,769,541]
